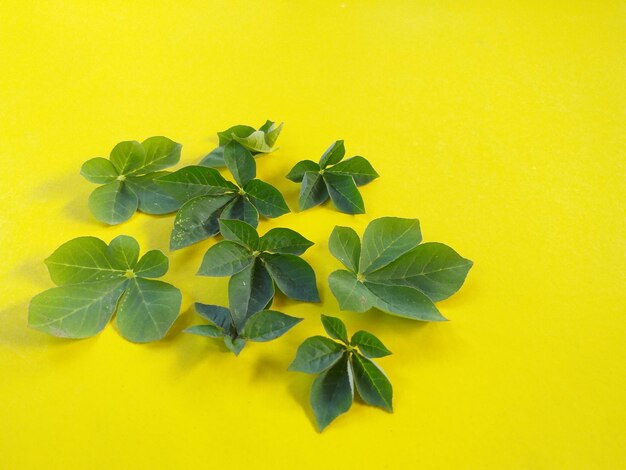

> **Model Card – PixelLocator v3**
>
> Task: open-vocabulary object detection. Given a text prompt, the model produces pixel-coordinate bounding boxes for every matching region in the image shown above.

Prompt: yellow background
[1,1,624,468]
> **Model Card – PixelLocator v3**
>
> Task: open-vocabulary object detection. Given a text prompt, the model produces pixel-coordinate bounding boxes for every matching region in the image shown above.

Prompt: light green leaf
[217,125,256,146]
[116,278,181,343]
[241,310,302,342]
[286,160,320,183]
[319,140,345,168]
[310,353,353,431]
[134,250,168,278]
[110,140,145,175]
[107,235,140,269]
[258,120,275,134]
[243,179,290,218]
[218,219,259,250]
[323,173,365,214]
[328,226,361,272]
[197,241,254,276]
[363,282,447,321]
[365,242,473,301]
[224,141,256,186]
[220,196,259,228]
[81,157,118,184]
[156,166,237,204]
[199,146,225,167]
[259,228,313,255]
[125,171,181,215]
[233,130,275,153]
[328,270,374,313]
[288,336,345,374]
[194,303,233,331]
[321,314,348,344]
[170,194,234,250]
[264,122,283,148]
[140,136,181,173]
[223,336,246,355]
[359,217,422,274]
[184,324,224,338]
[28,279,127,339]
[262,253,320,302]
[325,156,379,186]
[228,260,275,330]
[350,353,393,412]
[299,172,329,210]
[351,330,391,358]
[88,181,139,225]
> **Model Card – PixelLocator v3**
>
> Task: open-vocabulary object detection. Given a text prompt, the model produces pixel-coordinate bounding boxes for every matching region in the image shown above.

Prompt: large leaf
[243,179,290,218]
[289,336,345,374]
[241,310,302,342]
[328,270,374,313]
[224,141,256,187]
[110,140,145,175]
[28,279,127,339]
[107,235,140,270]
[323,173,365,214]
[197,241,254,276]
[359,217,422,274]
[125,171,181,215]
[156,166,237,204]
[318,140,345,168]
[218,219,259,250]
[88,181,139,225]
[134,250,168,278]
[262,253,320,302]
[350,330,391,358]
[228,260,275,330]
[80,157,118,184]
[259,228,313,255]
[220,196,259,228]
[325,156,379,186]
[116,278,182,343]
[170,195,234,250]
[199,146,226,168]
[328,226,361,273]
[363,282,447,321]
[299,172,329,210]
[286,160,320,183]
[350,353,393,412]
[365,242,473,301]
[139,136,181,173]
[310,353,353,431]
[321,314,348,344]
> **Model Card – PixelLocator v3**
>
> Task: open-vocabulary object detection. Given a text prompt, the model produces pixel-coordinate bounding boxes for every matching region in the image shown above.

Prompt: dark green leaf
[289,336,345,374]
[262,253,320,302]
[323,173,365,214]
[310,353,353,431]
[218,219,259,250]
[223,336,246,355]
[321,314,348,344]
[286,160,320,183]
[220,196,259,228]
[107,235,140,269]
[360,217,422,274]
[81,157,118,183]
[194,303,233,331]
[139,136,181,173]
[259,228,313,255]
[184,324,224,338]
[241,310,302,342]
[134,250,168,278]
[197,241,254,276]
[224,141,256,187]
[319,140,345,168]
[156,166,237,204]
[125,171,181,215]
[298,172,329,210]
[363,282,447,321]
[328,226,361,272]
[110,141,145,175]
[228,260,275,330]
[350,353,393,412]
[88,181,138,225]
[351,331,391,358]
[170,195,234,250]
[199,146,225,167]
[264,122,283,148]
[328,270,374,313]
[244,179,290,218]
[325,156,379,186]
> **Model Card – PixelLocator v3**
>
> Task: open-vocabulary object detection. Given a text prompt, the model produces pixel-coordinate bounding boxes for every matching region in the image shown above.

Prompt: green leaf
[125,172,181,215]
[286,160,320,183]
[140,136,181,173]
[350,353,393,412]
[107,235,140,269]
[328,226,361,272]
[299,171,329,210]
[319,140,345,168]
[321,314,348,344]
[217,124,256,146]
[116,278,182,343]
[264,122,283,148]
[325,156,379,186]
[351,331,391,358]
[262,253,320,302]
[28,279,127,339]
[259,228,313,255]
[218,219,259,250]
[363,282,447,321]
[323,173,365,214]
[241,310,302,342]
[220,196,259,228]
[194,303,233,331]
[156,166,237,204]
[310,353,353,431]
[223,336,246,355]
[45,236,122,285]
[134,250,168,278]
[365,242,473,301]
[228,260,275,330]
[232,131,275,153]
[359,217,422,274]
[289,336,345,374]
[224,141,256,187]
[244,179,290,218]
[88,181,139,225]
[197,241,254,276]
[170,195,234,250]
[328,270,374,313]
[184,324,224,338]
[110,140,145,175]
[199,146,225,167]
[81,157,118,184]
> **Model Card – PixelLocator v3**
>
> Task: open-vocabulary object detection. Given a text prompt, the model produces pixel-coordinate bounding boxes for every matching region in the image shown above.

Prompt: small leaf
[325,156,379,186]
[199,146,225,167]
[218,219,259,250]
[242,310,302,342]
[107,235,140,269]
[363,282,447,321]
[224,141,256,187]
[194,303,233,331]
[244,179,290,218]
[265,122,283,147]
[156,166,237,204]
[170,195,234,250]
[220,196,259,228]
[351,331,391,358]
[289,336,345,374]
[299,172,329,210]
[319,140,345,168]
[125,172,181,215]
[217,125,256,146]
[359,217,422,274]
[88,181,139,225]
[328,270,374,313]
[323,173,365,214]
[184,324,224,338]
[350,353,393,412]
[259,228,313,255]
[310,353,353,431]
[134,250,168,278]
[116,278,182,343]
[286,160,320,183]
[262,253,320,302]
[140,136,181,173]
[232,131,275,153]
[228,260,275,330]
[321,314,348,344]
[110,141,145,175]
[81,157,118,184]
[223,336,246,355]
[197,241,254,276]
[328,226,361,272]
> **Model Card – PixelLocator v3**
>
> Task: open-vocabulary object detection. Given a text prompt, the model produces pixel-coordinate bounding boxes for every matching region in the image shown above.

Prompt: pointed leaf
[218,219,259,250]
[351,330,391,358]
[170,195,234,250]
[194,303,233,331]
[289,336,345,374]
[265,122,283,148]
[323,173,365,214]
[310,353,353,431]
[319,140,345,168]
[134,250,168,278]
[328,270,375,313]
[259,228,313,255]
[224,141,256,186]
[233,130,275,153]
[364,282,447,321]
[110,140,145,174]
[329,226,361,272]
[220,196,259,228]
[139,136,181,173]
[241,310,302,342]
[199,146,226,167]
[351,353,393,412]
[184,324,224,338]
[107,235,140,269]
[156,166,237,204]
[88,181,139,225]
[223,336,246,355]
[299,172,329,210]
[321,315,348,344]
[286,160,320,183]
[325,156,379,186]
[228,260,275,330]
[244,179,290,218]
[81,157,118,183]
[217,125,256,146]
[360,217,422,274]
[125,171,181,215]
[197,241,254,276]
[262,253,320,302]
